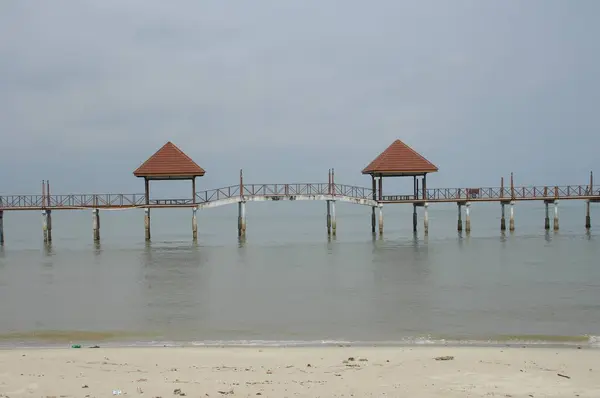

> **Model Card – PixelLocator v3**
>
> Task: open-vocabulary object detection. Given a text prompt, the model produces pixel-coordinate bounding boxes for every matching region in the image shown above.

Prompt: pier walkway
[0,183,599,211]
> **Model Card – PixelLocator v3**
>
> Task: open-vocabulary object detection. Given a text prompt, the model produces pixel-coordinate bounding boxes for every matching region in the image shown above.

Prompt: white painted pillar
[544,202,550,230]
[331,200,336,236]
[586,200,591,230]
[509,201,515,231]
[192,206,198,241]
[465,202,471,233]
[144,208,151,241]
[457,203,463,231]
[326,200,332,235]
[378,205,384,235]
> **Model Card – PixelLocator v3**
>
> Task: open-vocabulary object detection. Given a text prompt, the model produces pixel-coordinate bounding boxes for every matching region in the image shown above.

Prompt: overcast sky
[1,0,598,196]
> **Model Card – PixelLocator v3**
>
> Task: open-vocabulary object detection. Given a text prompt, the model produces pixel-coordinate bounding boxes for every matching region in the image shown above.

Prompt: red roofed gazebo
[133,141,206,205]
[362,139,438,201]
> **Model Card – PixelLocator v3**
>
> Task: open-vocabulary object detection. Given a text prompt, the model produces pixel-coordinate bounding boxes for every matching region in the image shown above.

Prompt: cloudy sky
[1,0,598,196]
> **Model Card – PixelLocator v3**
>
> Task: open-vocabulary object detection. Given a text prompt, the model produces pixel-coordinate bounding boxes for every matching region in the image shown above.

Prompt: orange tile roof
[133,141,206,178]
[362,139,438,175]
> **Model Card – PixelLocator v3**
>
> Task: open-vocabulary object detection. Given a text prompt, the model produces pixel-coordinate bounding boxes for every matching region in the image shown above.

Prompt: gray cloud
[1,0,599,194]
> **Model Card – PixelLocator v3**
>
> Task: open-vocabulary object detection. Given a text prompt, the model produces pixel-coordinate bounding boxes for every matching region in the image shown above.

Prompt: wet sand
[0,346,598,397]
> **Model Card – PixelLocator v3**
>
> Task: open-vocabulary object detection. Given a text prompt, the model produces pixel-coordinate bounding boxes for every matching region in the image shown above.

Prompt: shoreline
[1,345,598,397]
[0,334,598,350]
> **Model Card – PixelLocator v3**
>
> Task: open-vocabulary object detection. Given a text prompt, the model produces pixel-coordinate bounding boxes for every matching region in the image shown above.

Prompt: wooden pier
[0,140,598,244]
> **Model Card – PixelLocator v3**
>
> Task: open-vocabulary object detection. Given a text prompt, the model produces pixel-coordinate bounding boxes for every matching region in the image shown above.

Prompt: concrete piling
[544,202,550,230]
[238,201,246,237]
[0,210,4,245]
[192,206,198,241]
[586,200,591,230]
[371,206,376,234]
[500,202,506,231]
[457,203,463,232]
[423,202,429,235]
[412,204,417,232]
[378,205,384,235]
[465,202,471,233]
[42,209,52,243]
[553,200,559,231]
[326,201,332,235]
[330,200,336,236]
[144,208,151,241]
[509,201,515,231]
[92,209,100,242]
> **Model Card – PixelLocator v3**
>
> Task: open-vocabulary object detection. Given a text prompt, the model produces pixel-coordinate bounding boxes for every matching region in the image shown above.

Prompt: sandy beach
[0,346,598,397]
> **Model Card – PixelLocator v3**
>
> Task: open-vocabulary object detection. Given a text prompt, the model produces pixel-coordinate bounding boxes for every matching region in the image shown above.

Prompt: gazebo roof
[362,139,438,176]
[133,141,206,179]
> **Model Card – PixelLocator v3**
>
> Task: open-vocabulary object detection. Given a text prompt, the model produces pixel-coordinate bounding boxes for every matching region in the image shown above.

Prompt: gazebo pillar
[192,177,196,204]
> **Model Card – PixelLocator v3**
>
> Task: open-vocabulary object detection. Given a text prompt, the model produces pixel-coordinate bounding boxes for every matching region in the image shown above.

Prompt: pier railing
[382,185,600,202]
[1,183,598,210]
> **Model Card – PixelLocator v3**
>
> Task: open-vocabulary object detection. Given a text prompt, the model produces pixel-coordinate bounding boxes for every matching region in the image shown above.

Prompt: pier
[0,140,598,244]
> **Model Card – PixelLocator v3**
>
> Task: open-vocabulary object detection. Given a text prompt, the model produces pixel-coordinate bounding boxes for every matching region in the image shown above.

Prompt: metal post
[500,203,506,231]
[509,201,515,231]
[457,203,463,232]
[544,202,550,230]
[465,202,471,233]
[331,200,336,236]
[92,208,100,242]
[423,202,429,235]
[553,200,559,231]
[144,208,151,241]
[192,206,198,241]
[378,205,384,235]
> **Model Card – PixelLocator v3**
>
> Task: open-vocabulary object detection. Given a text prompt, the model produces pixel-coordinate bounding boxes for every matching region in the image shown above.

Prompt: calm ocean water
[0,200,599,348]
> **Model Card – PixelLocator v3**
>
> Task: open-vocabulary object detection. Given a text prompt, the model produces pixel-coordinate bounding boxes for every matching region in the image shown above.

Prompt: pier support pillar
[371,206,376,234]
[586,200,591,230]
[378,205,384,236]
[144,208,151,241]
[500,203,506,231]
[192,207,198,241]
[0,210,4,245]
[544,202,550,230]
[326,200,332,235]
[42,209,52,243]
[92,209,100,242]
[423,203,429,235]
[553,200,559,231]
[509,201,515,231]
[457,203,463,232]
[465,202,471,233]
[238,201,246,237]
[330,200,337,236]
[412,204,417,232]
